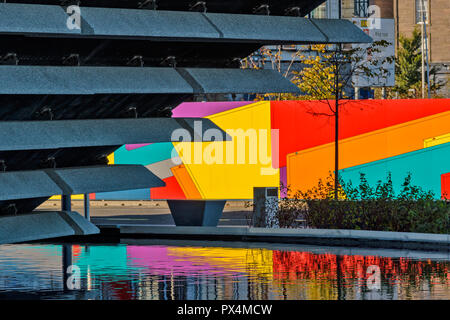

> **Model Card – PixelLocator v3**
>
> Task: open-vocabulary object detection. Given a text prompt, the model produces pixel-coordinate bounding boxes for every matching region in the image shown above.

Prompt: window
[415,0,429,24]
[354,0,369,17]
[309,3,327,18]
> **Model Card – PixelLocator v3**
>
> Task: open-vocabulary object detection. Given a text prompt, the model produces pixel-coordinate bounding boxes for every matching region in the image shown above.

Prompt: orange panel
[272,99,450,168]
[171,165,202,200]
[442,173,450,200]
[287,111,450,193]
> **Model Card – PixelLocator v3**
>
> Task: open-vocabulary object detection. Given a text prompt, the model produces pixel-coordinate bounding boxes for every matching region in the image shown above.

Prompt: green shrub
[279,173,450,234]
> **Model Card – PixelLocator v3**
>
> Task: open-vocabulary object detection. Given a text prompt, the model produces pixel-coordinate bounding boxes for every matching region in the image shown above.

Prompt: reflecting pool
[0,242,448,300]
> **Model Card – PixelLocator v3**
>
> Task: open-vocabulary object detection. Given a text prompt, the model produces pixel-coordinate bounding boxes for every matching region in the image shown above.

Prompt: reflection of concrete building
[312,1,393,19]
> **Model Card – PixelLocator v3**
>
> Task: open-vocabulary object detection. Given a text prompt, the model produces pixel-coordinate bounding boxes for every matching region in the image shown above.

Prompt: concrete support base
[0,211,99,244]
[167,200,226,227]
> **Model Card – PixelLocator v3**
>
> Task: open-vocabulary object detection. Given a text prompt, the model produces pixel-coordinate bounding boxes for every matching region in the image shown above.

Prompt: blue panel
[0,66,192,95]
[0,165,164,201]
[340,143,450,199]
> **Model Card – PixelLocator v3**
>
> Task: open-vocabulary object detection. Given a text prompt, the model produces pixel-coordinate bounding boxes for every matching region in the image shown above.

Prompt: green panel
[73,245,130,276]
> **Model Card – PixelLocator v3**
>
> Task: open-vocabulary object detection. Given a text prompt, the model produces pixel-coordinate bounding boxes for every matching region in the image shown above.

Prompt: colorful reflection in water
[0,243,448,300]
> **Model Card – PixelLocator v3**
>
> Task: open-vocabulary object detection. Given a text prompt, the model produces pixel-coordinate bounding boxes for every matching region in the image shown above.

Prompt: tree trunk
[334,57,339,201]
[335,92,339,200]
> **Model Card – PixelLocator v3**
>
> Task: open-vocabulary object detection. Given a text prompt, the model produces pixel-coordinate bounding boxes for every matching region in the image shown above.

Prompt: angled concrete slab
[0,118,227,151]
[0,66,301,95]
[0,3,371,44]
[0,211,99,244]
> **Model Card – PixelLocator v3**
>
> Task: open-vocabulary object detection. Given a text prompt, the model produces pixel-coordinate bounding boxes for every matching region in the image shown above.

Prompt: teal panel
[340,142,450,199]
[114,143,177,165]
[73,246,131,276]
[95,189,150,200]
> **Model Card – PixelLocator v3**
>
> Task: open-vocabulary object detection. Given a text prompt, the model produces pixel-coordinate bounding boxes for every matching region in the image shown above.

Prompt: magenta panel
[280,166,287,198]
[172,101,254,118]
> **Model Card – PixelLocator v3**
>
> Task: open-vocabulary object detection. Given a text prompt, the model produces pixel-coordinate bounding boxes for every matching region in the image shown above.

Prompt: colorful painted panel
[173,101,279,199]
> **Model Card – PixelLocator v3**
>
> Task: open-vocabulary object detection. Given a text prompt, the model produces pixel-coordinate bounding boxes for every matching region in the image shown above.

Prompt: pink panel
[172,101,254,118]
[125,143,153,151]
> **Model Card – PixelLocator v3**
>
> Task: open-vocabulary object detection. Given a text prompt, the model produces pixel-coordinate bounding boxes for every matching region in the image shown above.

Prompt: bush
[279,173,450,234]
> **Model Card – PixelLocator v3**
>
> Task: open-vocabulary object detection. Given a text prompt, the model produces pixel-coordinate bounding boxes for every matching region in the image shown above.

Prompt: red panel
[442,173,450,200]
[150,176,186,200]
[271,99,450,168]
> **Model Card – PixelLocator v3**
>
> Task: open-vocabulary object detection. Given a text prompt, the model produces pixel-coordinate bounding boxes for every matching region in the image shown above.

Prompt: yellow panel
[287,111,450,194]
[107,153,114,165]
[424,132,450,148]
[174,101,279,199]
[167,247,273,279]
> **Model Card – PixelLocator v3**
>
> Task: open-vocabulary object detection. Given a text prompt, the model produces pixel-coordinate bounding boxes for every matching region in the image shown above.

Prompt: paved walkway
[37,200,252,227]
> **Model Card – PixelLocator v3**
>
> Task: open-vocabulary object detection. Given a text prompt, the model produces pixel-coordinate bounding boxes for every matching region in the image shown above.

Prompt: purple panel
[126,246,239,276]
[126,143,152,151]
[172,101,254,118]
[280,166,287,198]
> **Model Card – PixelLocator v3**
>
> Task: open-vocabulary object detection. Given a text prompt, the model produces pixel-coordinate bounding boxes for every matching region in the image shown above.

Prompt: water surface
[0,242,448,300]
